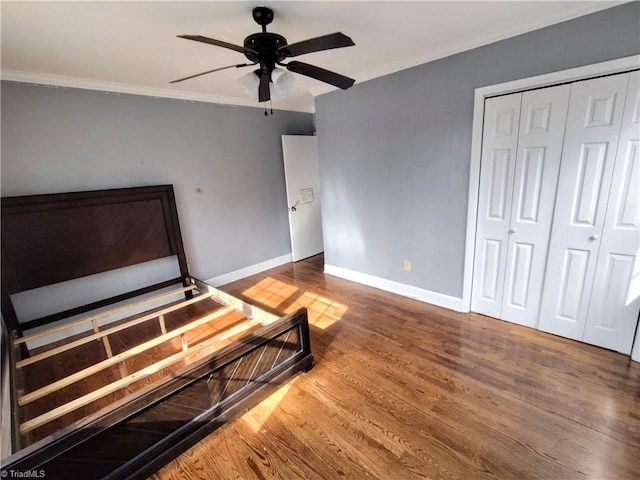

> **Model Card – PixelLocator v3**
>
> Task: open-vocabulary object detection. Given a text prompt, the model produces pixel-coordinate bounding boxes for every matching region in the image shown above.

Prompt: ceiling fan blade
[177,35,258,56]
[170,63,255,84]
[277,32,354,58]
[285,61,355,90]
[258,72,271,102]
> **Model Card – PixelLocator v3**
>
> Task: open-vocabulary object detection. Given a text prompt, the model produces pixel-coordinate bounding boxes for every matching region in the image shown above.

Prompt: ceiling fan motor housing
[243,32,288,70]
[245,7,286,75]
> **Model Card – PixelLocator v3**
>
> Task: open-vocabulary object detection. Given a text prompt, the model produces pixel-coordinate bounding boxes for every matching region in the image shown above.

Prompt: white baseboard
[324,264,464,312]
[206,253,293,287]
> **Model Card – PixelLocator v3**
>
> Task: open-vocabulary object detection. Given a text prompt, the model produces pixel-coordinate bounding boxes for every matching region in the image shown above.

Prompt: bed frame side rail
[1,316,22,457]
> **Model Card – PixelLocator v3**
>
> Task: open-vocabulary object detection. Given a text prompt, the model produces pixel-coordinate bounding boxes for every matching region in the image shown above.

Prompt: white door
[501,85,571,327]
[472,85,571,327]
[538,74,631,342]
[281,135,324,262]
[583,71,640,353]
[471,93,522,319]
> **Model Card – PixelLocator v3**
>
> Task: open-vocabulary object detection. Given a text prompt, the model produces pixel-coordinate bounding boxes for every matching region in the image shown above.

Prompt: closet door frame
[462,55,640,355]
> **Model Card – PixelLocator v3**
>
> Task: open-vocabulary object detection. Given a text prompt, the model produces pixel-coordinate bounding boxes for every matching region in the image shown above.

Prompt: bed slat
[20,315,263,433]
[14,285,197,345]
[16,291,216,368]
[18,305,236,406]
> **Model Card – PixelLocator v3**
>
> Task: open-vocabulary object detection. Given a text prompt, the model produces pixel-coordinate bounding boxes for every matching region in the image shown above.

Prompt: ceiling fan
[171,6,356,103]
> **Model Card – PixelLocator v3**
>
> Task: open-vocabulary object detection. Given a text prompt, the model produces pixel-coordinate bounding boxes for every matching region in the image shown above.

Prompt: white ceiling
[0,1,624,112]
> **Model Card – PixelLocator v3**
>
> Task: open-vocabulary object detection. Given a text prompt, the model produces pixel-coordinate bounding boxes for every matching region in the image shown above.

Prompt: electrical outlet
[403,260,412,272]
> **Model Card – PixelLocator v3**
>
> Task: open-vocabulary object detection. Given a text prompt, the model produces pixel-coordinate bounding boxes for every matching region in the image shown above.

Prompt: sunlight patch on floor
[243,379,296,433]
[242,277,299,310]
[242,277,348,330]
[284,291,347,329]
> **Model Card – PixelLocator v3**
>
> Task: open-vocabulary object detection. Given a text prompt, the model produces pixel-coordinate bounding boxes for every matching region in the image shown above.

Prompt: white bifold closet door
[471,94,521,320]
[539,72,640,353]
[472,85,570,327]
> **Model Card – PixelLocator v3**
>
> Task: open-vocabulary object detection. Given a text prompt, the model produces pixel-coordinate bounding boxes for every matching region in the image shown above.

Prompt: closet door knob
[508,228,518,234]
[589,234,600,241]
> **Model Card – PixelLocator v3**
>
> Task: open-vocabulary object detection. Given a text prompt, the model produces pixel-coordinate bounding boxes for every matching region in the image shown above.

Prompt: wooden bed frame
[1,185,313,479]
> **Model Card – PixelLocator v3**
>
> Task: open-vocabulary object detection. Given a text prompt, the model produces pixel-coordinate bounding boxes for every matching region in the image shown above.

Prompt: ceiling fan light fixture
[237,67,295,102]
[238,70,260,97]
[270,67,295,100]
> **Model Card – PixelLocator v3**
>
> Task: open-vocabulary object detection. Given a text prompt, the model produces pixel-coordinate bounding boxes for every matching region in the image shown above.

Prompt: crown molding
[0,70,315,114]
[1,2,626,108]
[310,1,627,97]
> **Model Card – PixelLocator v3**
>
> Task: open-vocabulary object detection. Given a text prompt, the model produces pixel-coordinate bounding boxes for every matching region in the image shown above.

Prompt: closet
[471,71,639,354]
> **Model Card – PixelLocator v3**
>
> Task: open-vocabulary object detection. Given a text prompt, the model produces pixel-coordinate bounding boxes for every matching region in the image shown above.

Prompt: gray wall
[316,2,640,299]
[1,84,314,280]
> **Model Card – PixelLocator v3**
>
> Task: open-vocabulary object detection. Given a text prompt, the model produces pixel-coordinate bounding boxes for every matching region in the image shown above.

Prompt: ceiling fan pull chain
[262,99,274,117]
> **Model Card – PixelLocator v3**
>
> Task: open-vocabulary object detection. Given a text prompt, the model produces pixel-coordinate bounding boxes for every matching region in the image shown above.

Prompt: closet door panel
[472,94,521,318]
[538,74,630,341]
[501,85,570,327]
[583,71,640,353]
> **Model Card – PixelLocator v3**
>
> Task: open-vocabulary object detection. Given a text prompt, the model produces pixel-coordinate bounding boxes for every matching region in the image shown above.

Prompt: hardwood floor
[151,254,640,480]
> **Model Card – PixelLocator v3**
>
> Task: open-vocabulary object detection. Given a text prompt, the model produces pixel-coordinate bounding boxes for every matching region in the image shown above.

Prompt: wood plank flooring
[151,254,640,480]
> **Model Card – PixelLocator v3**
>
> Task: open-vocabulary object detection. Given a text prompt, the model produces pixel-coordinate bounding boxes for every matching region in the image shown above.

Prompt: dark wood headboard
[1,185,189,333]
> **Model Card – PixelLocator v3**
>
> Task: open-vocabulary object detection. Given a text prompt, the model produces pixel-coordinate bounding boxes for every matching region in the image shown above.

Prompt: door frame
[462,54,640,313]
